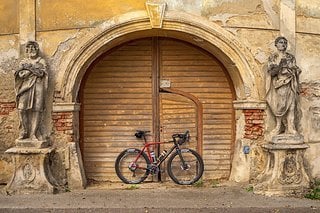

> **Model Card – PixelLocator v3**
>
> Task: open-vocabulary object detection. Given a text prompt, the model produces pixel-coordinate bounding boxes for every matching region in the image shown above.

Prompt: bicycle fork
[176,149,190,170]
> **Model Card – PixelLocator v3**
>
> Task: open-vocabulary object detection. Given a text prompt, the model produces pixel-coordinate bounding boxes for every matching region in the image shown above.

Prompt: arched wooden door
[80,37,235,182]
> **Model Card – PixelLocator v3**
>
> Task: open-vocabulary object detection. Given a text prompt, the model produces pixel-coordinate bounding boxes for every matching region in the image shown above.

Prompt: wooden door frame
[152,37,160,144]
[160,88,203,156]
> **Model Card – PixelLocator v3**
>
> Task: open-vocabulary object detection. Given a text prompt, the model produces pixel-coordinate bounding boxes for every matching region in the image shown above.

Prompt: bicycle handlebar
[172,130,190,145]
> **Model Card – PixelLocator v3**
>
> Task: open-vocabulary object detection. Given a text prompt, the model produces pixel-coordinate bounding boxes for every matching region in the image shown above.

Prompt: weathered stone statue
[254,37,310,196]
[14,41,48,141]
[266,37,302,136]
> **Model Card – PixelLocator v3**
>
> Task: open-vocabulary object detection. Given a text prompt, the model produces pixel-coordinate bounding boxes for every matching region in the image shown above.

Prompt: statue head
[274,37,287,52]
[25,41,40,59]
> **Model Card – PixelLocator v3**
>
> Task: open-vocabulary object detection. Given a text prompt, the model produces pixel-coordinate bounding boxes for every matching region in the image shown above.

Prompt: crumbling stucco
[203,0,279,29]
[297,0,320,34]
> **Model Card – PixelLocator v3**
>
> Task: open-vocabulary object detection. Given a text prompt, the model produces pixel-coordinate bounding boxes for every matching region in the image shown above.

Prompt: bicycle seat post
[142,133,147,144]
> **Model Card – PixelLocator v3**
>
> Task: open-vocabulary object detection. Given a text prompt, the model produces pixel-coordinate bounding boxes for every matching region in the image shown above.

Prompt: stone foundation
[5,147,57,194]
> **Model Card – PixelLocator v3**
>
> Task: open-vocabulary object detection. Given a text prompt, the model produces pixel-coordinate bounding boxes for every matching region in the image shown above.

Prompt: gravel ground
[0,182,319,212]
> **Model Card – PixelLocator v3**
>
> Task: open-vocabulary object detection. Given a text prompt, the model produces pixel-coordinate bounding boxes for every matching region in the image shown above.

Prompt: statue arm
[32,58,47,77]
[291,57,302,75]
[267,54,280,77]
[267,63,280,77]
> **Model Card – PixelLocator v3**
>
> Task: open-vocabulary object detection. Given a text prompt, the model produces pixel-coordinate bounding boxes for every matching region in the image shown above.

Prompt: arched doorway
[80,37,235,182]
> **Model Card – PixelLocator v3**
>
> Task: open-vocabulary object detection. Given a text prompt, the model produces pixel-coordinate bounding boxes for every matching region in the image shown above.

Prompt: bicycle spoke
[167,149,204,185]
[115,149,150,184]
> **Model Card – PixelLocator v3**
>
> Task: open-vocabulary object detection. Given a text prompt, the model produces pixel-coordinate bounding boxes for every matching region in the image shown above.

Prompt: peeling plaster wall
[0,35,19,183]
[297,33,320,178]
[297,0,320,34]
[0,0,18,34]
[0,0,320,186]
[203,0,279,29]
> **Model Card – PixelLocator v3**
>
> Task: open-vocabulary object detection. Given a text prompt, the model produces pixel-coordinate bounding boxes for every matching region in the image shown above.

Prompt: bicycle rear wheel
[115,148,150,184]
[167,148,204,185]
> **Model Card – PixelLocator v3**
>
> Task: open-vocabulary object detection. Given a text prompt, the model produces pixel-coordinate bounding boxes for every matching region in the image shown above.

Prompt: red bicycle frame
[133,134,178,169]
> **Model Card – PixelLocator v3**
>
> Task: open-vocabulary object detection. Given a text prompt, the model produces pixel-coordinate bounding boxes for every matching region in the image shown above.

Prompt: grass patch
[246,185,254,192]
[193,180,204,187]
[126,184,139,190]
[305,179,320,200]
[211,180,219,188]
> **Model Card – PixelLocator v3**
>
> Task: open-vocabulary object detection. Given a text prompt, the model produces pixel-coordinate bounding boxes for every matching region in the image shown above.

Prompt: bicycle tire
[115,148,151,184]
[167,148,204,185]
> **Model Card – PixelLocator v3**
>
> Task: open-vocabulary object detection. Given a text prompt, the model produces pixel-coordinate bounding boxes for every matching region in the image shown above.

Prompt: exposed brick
[0,102,16,116]
[243,109,265,140]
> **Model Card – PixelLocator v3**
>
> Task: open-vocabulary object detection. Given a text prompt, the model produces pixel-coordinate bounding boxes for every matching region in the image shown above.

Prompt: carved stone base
[5,147,56,194]
[254,141,310,196]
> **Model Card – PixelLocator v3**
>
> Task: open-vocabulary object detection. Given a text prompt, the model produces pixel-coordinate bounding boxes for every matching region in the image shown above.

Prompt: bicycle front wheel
[167,148,204,185]
[115,148,150,184]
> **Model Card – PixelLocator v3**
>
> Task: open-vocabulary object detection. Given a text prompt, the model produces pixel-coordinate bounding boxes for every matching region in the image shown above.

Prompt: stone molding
[233,100,267,110]
[52,102,80,112]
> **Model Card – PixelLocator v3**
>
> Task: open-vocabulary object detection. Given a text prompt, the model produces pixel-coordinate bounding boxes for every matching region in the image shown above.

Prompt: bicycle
[115,130,204,185]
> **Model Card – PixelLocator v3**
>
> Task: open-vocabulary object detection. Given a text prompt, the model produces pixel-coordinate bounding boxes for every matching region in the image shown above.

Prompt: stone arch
[53,11,266,188]
[56,10,264,103]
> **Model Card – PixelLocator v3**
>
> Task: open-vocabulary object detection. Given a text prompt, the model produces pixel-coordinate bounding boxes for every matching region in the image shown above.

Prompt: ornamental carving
[22,162,36,183]
[146,1,166,28]
[279,151,302,184]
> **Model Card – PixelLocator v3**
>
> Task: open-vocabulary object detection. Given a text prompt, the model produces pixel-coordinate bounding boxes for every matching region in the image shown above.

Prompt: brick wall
[0,102,16,134]
[243,109,265,140]
[52,112,74,142]
[0,102,15,116]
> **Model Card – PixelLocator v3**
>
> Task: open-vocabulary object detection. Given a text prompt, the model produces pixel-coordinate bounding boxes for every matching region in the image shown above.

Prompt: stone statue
[14,41,48,141]
[266,37,302,136]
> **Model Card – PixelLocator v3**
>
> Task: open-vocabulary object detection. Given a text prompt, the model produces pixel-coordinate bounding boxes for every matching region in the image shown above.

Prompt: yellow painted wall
[36,0,146,31]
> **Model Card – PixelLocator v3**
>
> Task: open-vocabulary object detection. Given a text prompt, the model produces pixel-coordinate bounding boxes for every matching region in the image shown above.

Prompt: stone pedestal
[5,145,57,194]
[254,135,310,196]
